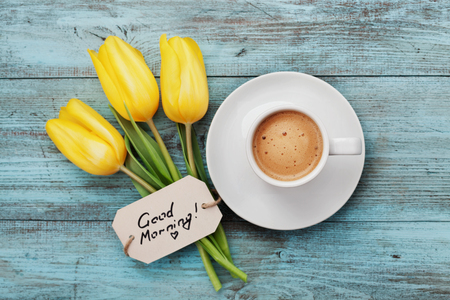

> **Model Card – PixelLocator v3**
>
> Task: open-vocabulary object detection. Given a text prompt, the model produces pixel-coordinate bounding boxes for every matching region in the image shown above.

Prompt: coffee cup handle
[329,138,362,155]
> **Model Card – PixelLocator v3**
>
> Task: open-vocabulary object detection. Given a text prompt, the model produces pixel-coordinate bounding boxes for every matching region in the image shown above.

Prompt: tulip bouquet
[46,35,246,291]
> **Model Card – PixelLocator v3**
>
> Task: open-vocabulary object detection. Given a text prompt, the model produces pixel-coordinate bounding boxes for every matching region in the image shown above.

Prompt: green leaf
[125,155,151,198]
[110,105,172,185]
[110,106,158,177]
[177,123,211,188]
[139,127,166,165]
[124,135,165,190]
[137,127,178,182]
[191,125,210,188]
[123,103,173,184]
[175,164,182,180]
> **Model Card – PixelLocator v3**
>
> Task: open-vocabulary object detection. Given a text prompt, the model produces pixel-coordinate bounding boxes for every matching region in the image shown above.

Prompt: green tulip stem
[146,119,181,181]
[198,237,248,283]
[195,242,222,291]
[185,123,199,178]
[119,165,157,193]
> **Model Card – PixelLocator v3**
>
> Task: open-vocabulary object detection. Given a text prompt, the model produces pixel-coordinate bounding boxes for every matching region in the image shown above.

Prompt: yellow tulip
[46,98,126,176]
[87,36,159,122]
[159,34,209,124]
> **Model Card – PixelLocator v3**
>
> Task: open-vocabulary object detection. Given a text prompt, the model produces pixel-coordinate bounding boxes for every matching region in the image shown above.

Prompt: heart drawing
[170,231,179,240]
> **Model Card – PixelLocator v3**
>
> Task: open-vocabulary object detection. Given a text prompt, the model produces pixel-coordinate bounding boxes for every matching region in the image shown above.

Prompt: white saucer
[206,72,365,230]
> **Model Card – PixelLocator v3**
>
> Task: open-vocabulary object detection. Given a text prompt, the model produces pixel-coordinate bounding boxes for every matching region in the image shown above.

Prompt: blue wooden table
[1,1,450,299]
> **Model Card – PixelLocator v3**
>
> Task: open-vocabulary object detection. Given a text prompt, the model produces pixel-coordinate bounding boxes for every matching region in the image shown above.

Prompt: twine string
[123,235,135,257]
[202,195,222,209]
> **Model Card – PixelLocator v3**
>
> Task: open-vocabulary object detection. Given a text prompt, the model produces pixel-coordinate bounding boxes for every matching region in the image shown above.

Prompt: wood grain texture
[1,220,450,299]
[2,0,450,77]
[2,0,450,298]
[1,76,449,222]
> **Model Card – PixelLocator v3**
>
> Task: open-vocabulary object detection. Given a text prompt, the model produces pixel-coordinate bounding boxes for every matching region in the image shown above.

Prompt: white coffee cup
[246,104,362,188]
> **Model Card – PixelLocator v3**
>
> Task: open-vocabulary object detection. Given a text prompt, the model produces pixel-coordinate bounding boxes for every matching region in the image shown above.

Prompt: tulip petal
[103,36,158,122]
[169,37,208,124]
[118,37,147,65]
[46,119,121,175]
[65,99,126,166]
[97,45,123,94]
[59,107,86,128]
[88,49,128,120]
[97,44,145,120]
[183,37,206,74]
[110,37,159,121]
[160,34,184,123]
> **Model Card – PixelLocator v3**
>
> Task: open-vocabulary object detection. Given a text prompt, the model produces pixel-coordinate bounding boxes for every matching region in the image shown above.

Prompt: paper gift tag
[112,176,222,264]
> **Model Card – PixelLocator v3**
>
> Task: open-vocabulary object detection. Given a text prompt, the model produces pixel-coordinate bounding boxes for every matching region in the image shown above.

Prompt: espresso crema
[252,111,323,181]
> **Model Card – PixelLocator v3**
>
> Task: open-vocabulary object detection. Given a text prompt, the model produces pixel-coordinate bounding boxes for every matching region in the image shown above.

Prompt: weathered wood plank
[2,0,450,77]
[0,76,449,222]
[1,220,449,299]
